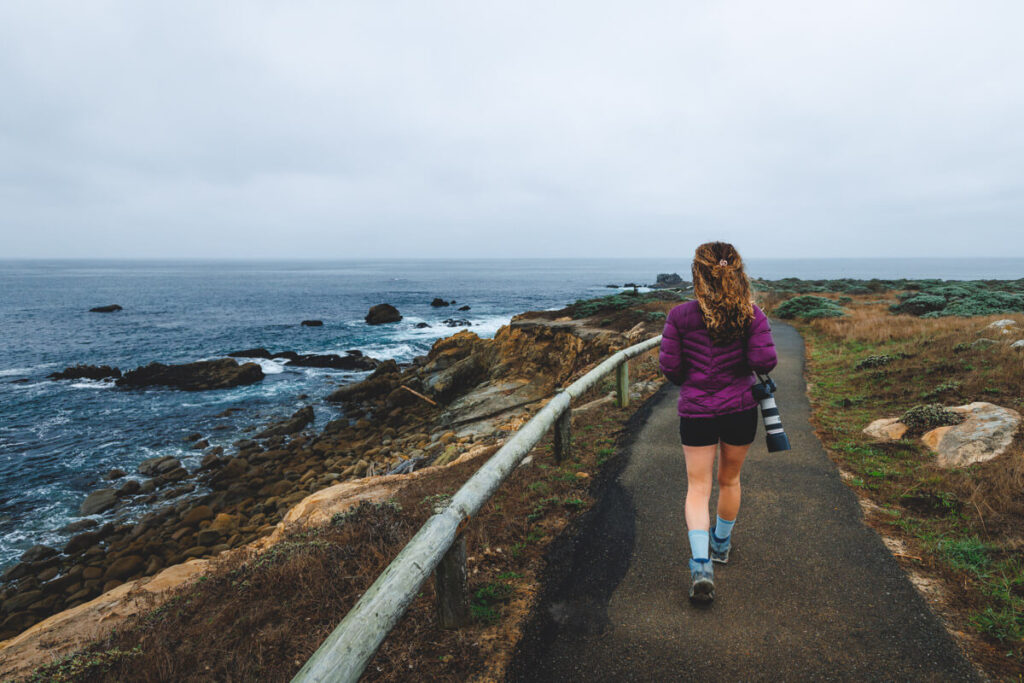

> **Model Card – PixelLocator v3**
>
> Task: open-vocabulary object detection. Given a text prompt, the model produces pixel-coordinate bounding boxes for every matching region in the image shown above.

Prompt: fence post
[434,531,470,628]
[616,361,629,407]
[553,407,571,462]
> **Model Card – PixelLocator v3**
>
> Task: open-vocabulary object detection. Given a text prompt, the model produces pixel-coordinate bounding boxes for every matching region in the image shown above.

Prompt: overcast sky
[1,1,1022,258]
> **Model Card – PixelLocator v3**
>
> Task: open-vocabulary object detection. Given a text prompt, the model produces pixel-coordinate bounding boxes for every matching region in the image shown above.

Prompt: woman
[658,241,778,603]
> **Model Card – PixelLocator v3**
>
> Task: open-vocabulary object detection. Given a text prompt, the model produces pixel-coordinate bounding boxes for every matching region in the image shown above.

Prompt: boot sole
[689,578,715,603]
[711,551,729,564]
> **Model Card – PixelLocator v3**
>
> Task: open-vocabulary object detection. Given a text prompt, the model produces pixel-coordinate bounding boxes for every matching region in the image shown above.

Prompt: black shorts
[679,407,758,447]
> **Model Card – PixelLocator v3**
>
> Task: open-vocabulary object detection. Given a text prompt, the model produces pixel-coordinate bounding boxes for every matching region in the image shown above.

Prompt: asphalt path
[508,321,977,682]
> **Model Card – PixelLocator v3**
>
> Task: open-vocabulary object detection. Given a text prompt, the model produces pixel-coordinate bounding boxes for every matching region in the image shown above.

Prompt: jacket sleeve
[659,310,687,385]
[745,304,778,374]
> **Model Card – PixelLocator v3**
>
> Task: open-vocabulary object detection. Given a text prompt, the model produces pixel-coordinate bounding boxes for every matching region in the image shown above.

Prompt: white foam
[250,358,287,374]
[0,367,36,377]
[70,379,116,389]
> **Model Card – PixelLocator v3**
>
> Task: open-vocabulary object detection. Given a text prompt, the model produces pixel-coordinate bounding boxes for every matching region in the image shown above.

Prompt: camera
[751,374,791,452]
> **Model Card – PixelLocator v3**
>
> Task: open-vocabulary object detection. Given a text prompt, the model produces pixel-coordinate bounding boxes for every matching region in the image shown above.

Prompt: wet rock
[442,318,472,327]
[415,322,431,328]
[117,358,264,391]
[365,303,402,325]
[20,545,58,564]
[197,529,222,546]
[180,505,214,526]
[80,489,118,516]
[458,305,471,311]
[48,365,122,381]
[200,452,225,469]
[326,362,401,404]
[256,406,314,439]
[63,531,101,554]
[227,348,273,359]
[430,298,450,307]
[271,351,299,361]
[301,320,324,327]
[184,432,203,442]
[89,305,122,313]
[117,480,141,497]
[286,352,378,371]
[104,468,127,480]
[5,590,43,612]
[60,519,97,534]
[103,555,145,581]
[138,456,181,477]
[190,439,210,450]
[2,563,30,582]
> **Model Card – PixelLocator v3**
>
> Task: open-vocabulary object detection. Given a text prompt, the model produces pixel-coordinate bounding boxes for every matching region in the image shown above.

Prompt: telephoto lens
[751,374,791,452]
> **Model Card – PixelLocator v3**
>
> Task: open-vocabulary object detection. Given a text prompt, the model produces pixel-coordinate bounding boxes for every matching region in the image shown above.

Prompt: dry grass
[21,352,664,683]
[778,293,1024,678]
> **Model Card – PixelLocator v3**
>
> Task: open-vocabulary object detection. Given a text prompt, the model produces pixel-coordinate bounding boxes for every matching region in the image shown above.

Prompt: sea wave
[70,379,116,389]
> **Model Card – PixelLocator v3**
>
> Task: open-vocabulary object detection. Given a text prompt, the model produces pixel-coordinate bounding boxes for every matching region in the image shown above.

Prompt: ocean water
[1,256,1022,569]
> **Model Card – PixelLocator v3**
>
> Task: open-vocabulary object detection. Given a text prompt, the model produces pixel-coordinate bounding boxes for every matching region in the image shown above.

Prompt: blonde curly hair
[692,241,754,345]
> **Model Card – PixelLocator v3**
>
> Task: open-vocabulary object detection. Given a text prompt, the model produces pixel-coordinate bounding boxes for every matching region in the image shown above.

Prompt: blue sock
[714,515,736,541]
[688,529,710,561]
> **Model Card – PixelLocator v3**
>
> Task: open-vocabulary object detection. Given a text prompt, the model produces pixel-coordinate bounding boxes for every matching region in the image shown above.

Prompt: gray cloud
[1,1,1022,257]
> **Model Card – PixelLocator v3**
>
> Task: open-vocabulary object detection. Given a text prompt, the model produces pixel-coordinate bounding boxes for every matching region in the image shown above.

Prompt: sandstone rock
[423,354,487,403]
[365,303,402,325]
[117,358,264,391]
[863,417,908,441]
[197,529,222,546]
[48,365,122,381]
[301,319,323,327]
[89,305,122,313]
[922,402,1022,468]
[5,590,43,612]
[79,489,118,516]
[103,556,145,581]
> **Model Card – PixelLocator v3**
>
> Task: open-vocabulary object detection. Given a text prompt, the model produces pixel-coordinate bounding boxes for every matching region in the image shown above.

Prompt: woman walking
[658,241,778,603]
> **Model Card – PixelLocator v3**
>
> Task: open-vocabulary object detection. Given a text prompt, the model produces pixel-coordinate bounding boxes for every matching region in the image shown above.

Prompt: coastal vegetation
[767,289,1024,677]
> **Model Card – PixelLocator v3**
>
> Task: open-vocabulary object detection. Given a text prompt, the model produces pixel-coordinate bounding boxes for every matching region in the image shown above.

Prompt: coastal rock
[103,468,127,480]
[117,358,264,391]
[442,318,472,327]
[180,505,214,526]
[325,361,401,404]
[300,320,323,327]
[227,348,273,359]
[922,402,1022,468]
[458,305,471,311]
[255,406,315,438]
[48,365,122,381]
[117,480,141,497]
[365,304,402,325]
[430,298,450,307]
[79,489,118,516]
[59,519,97,534]
[138,456,181,477]
[89,305,122,313]
[19,545,57,564]
[863,418,908,441]
[652,273,685,288]
[415,322,431,328]
[103,556,145,581]
[423,354,487,403]
[286,352,378,371]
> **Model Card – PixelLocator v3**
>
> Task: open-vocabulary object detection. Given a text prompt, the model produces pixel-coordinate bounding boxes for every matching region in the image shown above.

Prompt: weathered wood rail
[292,334,663,682]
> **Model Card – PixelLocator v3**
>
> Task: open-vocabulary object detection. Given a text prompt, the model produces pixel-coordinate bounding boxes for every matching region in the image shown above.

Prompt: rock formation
[116,359,264,391]
[88,305,122,313]
[365,304,402,324]
[49,365,122,381]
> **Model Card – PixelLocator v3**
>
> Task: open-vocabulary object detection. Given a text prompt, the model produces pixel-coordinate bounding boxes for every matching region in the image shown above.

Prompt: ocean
[1,256,1022,569]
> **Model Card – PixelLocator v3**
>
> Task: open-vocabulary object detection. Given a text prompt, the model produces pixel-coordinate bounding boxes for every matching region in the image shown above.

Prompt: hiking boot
[710,528,731,564]
[688,558,714,603]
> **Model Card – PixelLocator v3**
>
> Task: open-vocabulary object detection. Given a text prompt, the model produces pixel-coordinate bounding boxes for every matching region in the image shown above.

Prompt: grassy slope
[780,293,1024,678]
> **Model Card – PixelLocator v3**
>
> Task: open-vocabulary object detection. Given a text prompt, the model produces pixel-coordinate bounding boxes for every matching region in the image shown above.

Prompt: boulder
[984,319,1018,335]
[63,531,102,554]
[442,318,472,327]
[365,304,402,325]
[458,305,471,311]
[104,468,127,480]
[423,354,487,403]
[863,418,908,441]
[103,555,145,581]
[89,305,122,313]
[138,456,181,477]
[415,322,431,328]
[255,405,315,438]
[180,505,214,526]
[20,545,58,564]
[117,358,264,391]
[117,480,141,497]
[326,362,401,404]
[227,348,273,359]
[301,320,324,327]
[922,402,1022,468]
[430,298,450,307]
[60,519,97,534]
[79,489,118,516]
[48,365,122,381]
[286,352,378,371]
[1012,340,1024,351]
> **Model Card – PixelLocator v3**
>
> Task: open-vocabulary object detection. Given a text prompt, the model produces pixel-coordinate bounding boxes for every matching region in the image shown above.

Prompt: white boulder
[922,402,1022,468]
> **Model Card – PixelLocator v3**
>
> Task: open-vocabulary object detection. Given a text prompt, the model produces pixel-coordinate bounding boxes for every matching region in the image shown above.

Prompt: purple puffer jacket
[659,300,778,418]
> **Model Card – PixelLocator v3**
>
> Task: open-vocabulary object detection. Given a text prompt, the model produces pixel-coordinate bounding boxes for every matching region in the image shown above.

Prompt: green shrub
[854,353,908,370]
[646,311,666,322]
[900,404,963,434]
[774,295,846,320]
[890,294,946,316]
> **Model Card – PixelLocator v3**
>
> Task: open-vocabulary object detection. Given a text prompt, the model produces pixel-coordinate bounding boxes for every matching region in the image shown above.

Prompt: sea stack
[365,304,402,325]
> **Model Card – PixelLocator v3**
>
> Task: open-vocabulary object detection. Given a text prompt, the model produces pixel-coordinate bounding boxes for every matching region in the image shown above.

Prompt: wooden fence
[292,334,663,682]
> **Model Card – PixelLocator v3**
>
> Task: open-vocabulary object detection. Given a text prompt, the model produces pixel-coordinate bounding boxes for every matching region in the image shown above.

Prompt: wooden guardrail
[292,334,664,682]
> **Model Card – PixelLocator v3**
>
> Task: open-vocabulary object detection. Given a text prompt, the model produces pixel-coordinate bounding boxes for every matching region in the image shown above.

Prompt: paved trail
[509,322,977,682]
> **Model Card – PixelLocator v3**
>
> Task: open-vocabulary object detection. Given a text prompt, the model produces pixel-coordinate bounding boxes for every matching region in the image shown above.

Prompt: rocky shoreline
[0,293,679,644]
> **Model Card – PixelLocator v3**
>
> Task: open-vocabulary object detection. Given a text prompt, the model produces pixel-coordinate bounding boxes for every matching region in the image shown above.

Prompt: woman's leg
[683,444,717,532]
[716,441,752,522]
